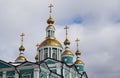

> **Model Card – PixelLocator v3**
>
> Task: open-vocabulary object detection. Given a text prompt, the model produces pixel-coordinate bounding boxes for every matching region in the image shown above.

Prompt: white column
[42,49,44,60]
[34,68,40,78]
[2,71,6,78]
[46,73,49,78]
[59,49,61,60]
[56,63,61,75]
[57,48,59,60]
[15,71,19,78]
[69,69,72,78]
[51,47,52,58]
[48,47,49,57]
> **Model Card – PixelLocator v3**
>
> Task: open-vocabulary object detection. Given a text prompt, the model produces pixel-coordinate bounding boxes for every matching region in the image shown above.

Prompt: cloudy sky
[0,0,120,78]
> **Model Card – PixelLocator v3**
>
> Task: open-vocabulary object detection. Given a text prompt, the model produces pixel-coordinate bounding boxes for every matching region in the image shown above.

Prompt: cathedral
[0,3,88,78]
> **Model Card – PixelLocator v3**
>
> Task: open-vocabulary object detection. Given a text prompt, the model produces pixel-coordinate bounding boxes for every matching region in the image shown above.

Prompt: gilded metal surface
[47,16,54,24]
[35,54,38,60]
[75,50,81,55]
[74,59,84,64]
[64,38,70,45]
[19,45,25,51]
[39,39,62,48]
[16,56,26,61]
[46,25,55,29]
[62,50,73,55]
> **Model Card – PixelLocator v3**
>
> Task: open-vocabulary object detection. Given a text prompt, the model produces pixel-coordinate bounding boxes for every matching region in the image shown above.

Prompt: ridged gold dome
[75,49,81,55]
[39,39,62,48]
[47,16,54,24]
[16,56,26,61]
[74,59,84,64]
[19,45,25,51]
[46,25,55,29]
[64,38,70,45]
[35,54,38,60]
[62,50,73,56]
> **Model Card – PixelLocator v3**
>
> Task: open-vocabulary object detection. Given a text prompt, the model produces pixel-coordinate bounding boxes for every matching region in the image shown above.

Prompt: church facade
[0,4,88,78]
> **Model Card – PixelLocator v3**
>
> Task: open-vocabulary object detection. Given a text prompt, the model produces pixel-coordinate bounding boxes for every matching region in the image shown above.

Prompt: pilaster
[34,68,40,78]
[3,71,6,78]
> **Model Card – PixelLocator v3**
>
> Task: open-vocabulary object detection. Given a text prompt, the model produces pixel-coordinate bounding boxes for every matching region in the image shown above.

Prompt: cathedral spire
[47,4,54,25]
[62,26,73,65]
[64,26,70,45]
[15,33,27,63]
[35,43,39,61]
[46,3,55,39]
[75,38,81,59]
[74,38,84,65]
[19,33,25,51]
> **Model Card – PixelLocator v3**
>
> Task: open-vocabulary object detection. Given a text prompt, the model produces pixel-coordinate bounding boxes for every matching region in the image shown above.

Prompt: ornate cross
[75,38,80,49]
[20,33,25,42]
[49,4,53,13]
[64,26,69,39]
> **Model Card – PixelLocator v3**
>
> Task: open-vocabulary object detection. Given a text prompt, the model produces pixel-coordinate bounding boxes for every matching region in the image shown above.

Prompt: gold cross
[49,4,53,13]
[64,26,69,38]
[20,33,25,42]
[75,38,80,49]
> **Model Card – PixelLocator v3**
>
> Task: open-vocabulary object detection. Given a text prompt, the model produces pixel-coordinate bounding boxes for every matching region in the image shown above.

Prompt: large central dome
[39,39,62,48]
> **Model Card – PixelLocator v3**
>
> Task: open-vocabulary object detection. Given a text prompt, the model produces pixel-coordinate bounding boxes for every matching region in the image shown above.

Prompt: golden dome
[35,54,38,60]
[47,16,54,24]
[46,25,55,29]
[64,38,70,45]
[62,50,73,56]
[16,56,26,61]
[74,59,84,64]
[19,45,25,51]
[75,49,81,55]
[39,39,62,48]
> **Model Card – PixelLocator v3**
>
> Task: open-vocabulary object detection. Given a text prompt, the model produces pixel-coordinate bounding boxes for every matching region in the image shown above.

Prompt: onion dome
[15,33,27,63]
[16,56,27,61]
[35,54,38,60]
[46,25,55,29]
[75,49,81,55]
[74,59,84,64]
[47,16,54,24]
[19,44,25,51]
[39,39,62,48]
[64,38,70,45]
[62,50,73,56]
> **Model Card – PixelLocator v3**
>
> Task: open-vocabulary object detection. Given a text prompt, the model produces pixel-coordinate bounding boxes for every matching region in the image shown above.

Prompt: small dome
[75,49,81,55]
[62,50,73,56]
[74,59,84,64]
[35,54,38,60]
[39,39,62,48]
[64,38,70,45]
[16,56,26,61]
[46,25,55,29]
[47,16,54,24]
[19,45,25,51]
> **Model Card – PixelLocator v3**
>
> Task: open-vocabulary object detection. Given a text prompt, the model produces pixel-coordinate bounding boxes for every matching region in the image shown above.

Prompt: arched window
[48,30,50,37]
[52,53,56,59]
[52,48,57,59]
[44,48,48,59]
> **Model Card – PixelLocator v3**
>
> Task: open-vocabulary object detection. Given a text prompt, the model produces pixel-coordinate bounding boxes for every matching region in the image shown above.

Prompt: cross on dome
[49,4,53,14]
[20,33,25,44]
[64,26,69,39]
[75,38,80,50]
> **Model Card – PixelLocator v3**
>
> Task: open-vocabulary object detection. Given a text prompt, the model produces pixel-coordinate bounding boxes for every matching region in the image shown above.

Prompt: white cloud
[0,0,120,78]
